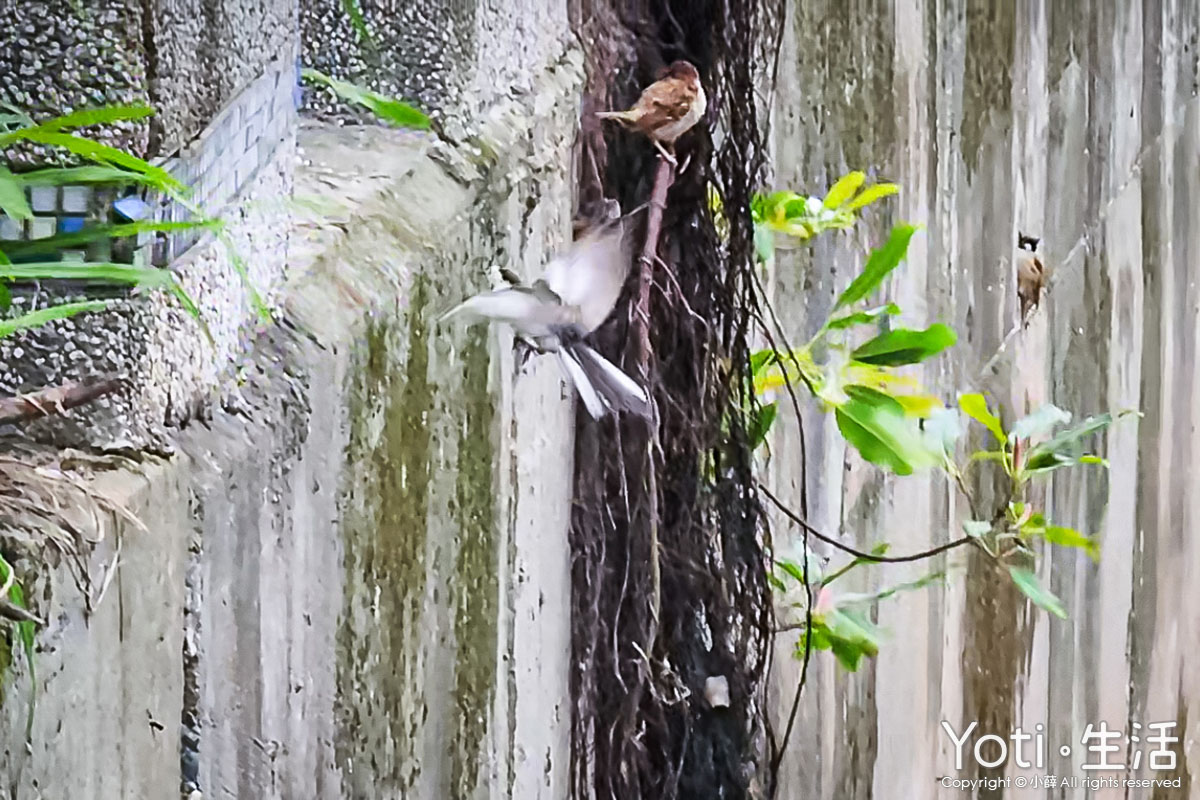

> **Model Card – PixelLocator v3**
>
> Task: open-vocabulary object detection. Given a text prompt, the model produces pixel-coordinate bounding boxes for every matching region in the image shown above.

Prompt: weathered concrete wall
[0,1,582,797]
[766,1,1200,797]
[0,45,583,795]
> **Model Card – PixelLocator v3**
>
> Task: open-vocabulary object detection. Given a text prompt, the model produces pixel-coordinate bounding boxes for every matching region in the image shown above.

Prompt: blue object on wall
[58,216,87,233]
[113,195,152,221]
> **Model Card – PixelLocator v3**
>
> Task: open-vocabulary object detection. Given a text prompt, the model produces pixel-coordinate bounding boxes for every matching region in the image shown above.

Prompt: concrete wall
[766,1,1200,797]
[0,1,582,799]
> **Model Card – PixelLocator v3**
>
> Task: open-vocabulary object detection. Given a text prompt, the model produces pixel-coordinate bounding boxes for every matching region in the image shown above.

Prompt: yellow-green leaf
[959,393,1006,444]
[0,300,112,338]
[823,171,866,209]
[833,223,919,310]
[0,165,32,220]
[1008,566,1067,619]
[1036,524,1100,562]
[303,68,430,130]
[844,182,899,211]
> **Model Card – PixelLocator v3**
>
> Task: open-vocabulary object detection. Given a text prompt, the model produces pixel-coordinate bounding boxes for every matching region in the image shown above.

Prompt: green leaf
[820,607,881,670]
[968,449,1007,464]
[962,519,992,538]
[844,182,899,211]
[776,558,806,585]
[0,261,176,287]
[0,165,33,220]
[748,402,778,450]
[0,554,36,742]
[301,68,431,130]
[0,282,10,311]
[823,171,866,209]
[1,219,221,258]
[825,303,900,330]
[835,570,945,607]
[959,393,1006,444]
[833,223,919,310]
[1007,566,1067,619]
[1022,412,1137,473]
[851,323,957,366]
[1,129,184,196]
[217,230,271,324]
[15,165,160,186]
[31,104,154,133]
[0,300,112,337]
[750,349,777,376]
[1038,525,1100,561]
[753,223,775,263]
[339,0,376,48]
[1010,403,1071,442]
[835,385,936,475]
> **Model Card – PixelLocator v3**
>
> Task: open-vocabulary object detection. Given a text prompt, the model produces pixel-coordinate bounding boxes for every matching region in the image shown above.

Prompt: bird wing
[438,286,570,338]
[632,77,696,133]
[540,223,630,334]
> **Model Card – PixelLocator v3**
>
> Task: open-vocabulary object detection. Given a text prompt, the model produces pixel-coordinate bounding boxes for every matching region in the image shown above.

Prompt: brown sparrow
[1016,233,1046,327]
[596,60,706,164]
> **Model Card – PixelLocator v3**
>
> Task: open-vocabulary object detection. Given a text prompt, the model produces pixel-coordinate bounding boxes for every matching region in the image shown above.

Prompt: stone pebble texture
[0,0,150,169]
[300,0,570,132]
[0,0,300,449]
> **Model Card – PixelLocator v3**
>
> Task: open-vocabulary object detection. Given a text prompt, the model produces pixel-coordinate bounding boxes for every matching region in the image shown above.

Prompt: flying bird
[1016,233,1046,327]
[439,218,652,421]
[596,60,706,165]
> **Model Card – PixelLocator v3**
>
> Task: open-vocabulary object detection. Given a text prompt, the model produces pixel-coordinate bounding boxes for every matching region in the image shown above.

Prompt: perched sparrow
[1016,233,1046,326]
[596,60,706,164]
[440,218,651,421]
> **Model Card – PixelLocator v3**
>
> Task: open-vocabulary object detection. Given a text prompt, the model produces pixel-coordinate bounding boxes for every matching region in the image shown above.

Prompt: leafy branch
[726,171,1137,680]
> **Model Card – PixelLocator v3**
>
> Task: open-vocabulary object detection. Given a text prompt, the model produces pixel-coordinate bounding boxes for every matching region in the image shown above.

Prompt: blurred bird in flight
[596,60,706,165]
[439,216,652,421]
[1016,233,1046,327]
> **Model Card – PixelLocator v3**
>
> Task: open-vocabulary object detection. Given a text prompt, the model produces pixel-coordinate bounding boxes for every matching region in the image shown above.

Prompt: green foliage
[775,550,944,672]
[0,300,112,337]
[339,0,376,49]
[833,223,919,310]
[750,172,899,262]
[850,323,956,366]
[0,555,36,740]
[301,68,431,130]
[747,171,1139,678]
[0,165,32,220]
[750,217,947,471]
[1007,566,1066,619]
[0,104,224,340]
[834,386,936,476]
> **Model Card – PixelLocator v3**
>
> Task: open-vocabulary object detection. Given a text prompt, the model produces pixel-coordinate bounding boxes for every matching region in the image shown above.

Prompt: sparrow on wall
[596,60,706,165]
[439,218,652,421]
[1016,233,1046,327]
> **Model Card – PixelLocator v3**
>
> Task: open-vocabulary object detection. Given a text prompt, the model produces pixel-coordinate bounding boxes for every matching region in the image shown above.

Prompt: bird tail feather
[557,347,610,420]
[568,344,653,420]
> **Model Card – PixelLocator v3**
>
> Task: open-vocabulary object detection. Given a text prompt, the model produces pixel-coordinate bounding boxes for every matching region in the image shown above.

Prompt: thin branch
[0,375,124,425]
[759,484,977,563]
[636,155,677,372]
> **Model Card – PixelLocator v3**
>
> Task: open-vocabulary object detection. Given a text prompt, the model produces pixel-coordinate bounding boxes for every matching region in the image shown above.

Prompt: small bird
[439,218,652,421]
[1016,233,1046,326]
[596,60,706,165]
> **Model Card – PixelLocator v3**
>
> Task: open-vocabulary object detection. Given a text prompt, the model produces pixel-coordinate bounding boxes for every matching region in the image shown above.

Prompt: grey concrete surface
[765,2,1200,798]
[0,25,582,800]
